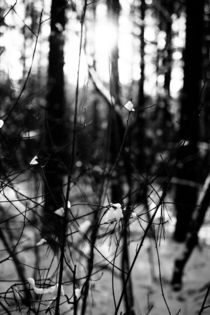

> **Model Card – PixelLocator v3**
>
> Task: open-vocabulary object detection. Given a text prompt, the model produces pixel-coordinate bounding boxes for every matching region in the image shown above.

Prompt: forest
[0,0,210,314]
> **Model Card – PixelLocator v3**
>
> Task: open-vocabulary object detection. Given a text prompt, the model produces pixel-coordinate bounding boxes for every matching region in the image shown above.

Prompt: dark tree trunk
[138,0,145,109]
[121,214,135,315]
[180,0,204,143]
[109,109,124,203]
[107,0,124,203]
[22,0,26,77]
[134,0,146,204]
[173,0,204,242]
[42,0,68,251]
[172,175,210,290]
[164,19,172,97]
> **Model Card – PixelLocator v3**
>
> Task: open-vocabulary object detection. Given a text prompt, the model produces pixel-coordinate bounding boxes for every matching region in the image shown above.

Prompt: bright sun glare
[1,1,185,97]
[95,21,118,55]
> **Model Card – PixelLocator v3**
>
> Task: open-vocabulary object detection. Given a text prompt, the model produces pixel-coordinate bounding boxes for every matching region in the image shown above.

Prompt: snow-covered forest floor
[0,173,210,315]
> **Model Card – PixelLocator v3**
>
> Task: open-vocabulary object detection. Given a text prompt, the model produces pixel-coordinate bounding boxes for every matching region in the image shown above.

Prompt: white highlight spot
[30,155,38,165]
[75,288,81,299]
[103,203,123,223]
[36,238,47,246]
[0,120,4,129]
[27,278,65,296]
[54,207,65,217]
[124,100,135,112]
[68,200,71,209]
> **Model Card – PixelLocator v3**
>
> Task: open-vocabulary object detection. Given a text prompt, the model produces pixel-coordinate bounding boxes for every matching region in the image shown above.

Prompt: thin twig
[198,286,210,315]
[154,234,171,315]
[0,300,12,315]
[0,1,17,25]
[55,1,88,313]
[114,174,171,314]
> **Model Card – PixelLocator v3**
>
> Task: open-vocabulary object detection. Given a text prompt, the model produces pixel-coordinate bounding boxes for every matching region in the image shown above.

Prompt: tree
[173,0,204,242]
[42,0,68,251]
[135,0,147,204]
[107,2,135,313]
[172,174,210,290]
[107,0,121,105]
[106,0,125,204]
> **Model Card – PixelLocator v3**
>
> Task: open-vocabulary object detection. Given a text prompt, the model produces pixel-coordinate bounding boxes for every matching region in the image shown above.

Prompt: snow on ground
[0,175,210,314]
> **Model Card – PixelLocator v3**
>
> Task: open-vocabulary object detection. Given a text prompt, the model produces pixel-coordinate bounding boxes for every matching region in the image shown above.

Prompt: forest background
[0,0,210,314]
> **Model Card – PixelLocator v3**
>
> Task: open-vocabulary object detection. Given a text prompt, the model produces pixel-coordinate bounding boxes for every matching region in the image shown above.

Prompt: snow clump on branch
[123,100,135,112]
[102,203,123,223]
[27,278,65,296]
[0,120,4,128]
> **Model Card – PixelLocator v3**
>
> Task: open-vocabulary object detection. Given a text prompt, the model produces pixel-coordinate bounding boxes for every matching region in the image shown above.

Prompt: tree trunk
[107,0,121,105]
[173,0,204,242]
[42,0,68,251]
[121,214,135,315]
[107,0,124,203]
[134,0,147,205]
[107,1,135,311]
[172,175,210,290]
[164,19,172,97]
[138,0,145,109]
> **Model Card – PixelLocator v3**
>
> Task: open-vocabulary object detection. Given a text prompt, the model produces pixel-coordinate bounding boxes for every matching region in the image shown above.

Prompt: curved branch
[88,66,121,113]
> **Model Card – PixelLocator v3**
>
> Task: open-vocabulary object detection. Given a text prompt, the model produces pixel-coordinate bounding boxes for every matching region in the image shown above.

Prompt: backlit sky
[1,0,185,98]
